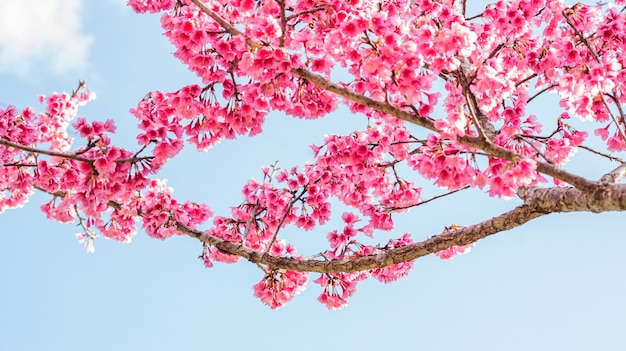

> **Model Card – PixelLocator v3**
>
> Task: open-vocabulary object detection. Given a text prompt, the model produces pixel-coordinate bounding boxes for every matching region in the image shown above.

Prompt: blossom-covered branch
[178,183,626,273]
[3,0,626,309]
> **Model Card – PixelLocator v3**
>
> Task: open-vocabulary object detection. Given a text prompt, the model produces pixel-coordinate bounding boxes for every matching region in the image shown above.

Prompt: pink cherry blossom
[435,243,475,260]
[314,272,363,310]
[127,0,176,13]
[253,269,308,309]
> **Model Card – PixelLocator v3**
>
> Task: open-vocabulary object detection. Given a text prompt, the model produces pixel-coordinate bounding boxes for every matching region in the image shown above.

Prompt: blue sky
[1,1,625,350]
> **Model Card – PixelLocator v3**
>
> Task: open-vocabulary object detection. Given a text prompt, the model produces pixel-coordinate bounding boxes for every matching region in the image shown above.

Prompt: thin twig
[527,84,558,103]
[578,145,623,162]
[243,202,260,240]
[562,9,601,63]
[265,188,306,252]
[385,186,470,211]
[286,6,329,21]
[0,139,92,163]
[516,135,556,164]
[515,73,537,87]
[0,139,154,165]
[188,0,243,37]
[605,92,626,134]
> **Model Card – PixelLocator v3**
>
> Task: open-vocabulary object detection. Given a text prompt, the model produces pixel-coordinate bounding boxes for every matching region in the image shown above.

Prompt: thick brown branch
[291,68,438,131]
[177,203,545,272]
[291,68,596,191]
[518,185,626,212]
[176,184,626,273]
[599,163,626,184]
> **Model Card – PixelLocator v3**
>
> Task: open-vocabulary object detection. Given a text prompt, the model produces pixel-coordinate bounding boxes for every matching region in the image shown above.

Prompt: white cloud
[0,0,93,76]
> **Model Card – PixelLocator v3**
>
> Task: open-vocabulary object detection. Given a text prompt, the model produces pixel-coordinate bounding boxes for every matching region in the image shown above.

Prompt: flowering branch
[176,184,626,273]
[0,139,92,163]
[291,68,597,192]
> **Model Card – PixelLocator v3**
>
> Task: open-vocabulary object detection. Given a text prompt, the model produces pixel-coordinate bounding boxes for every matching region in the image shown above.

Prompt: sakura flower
[127,0,176,13]
[314,273,360,310]
[253,270,308,309]
[435,243,475,260]
[76,233,96,253]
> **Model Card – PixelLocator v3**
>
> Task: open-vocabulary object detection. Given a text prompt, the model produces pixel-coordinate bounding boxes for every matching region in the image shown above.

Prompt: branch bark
[599,163,626,185]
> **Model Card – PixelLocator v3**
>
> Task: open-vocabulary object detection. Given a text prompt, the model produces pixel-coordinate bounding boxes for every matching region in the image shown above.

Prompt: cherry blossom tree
[2,0,626,309]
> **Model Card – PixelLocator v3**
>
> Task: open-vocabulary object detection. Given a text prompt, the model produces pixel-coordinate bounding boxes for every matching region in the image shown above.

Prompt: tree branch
[385,186,470,211]
[286,6,329,21]
[176,203,544,272]
[562,8,601,63]
[291,68,597,192]
[578,145,623,163]
[599,163,626,185]
[457,56,497,140]
[188,0,243,37]
[0,139,154,165]
[176,184,626,273]
[0,139,92,163]
[518,185,626,212]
